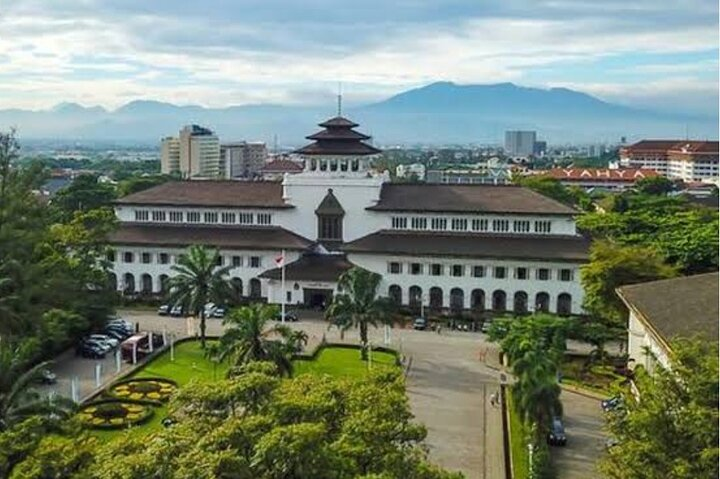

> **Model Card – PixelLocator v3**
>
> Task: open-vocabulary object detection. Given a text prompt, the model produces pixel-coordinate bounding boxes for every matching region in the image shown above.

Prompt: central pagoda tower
[293,116,382,176]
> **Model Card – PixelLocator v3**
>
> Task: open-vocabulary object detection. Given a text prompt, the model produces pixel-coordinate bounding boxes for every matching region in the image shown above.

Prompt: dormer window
[315,188,345,243]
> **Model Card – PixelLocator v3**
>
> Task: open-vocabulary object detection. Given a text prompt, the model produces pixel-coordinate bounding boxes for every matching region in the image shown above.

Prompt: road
[553,390,606,479]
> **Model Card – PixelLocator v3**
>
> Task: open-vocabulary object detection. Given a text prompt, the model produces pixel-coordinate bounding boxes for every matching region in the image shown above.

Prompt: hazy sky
[1,0,718,116]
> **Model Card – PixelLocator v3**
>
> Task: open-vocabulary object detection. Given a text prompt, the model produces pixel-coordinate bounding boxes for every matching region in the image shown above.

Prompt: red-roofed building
[260,157,304,180]
[619,140,719,182]
[542,168,659,191]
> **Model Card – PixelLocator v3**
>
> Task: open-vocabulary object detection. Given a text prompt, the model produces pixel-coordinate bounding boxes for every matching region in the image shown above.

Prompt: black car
[601,396,623,412]
[547,417,567,446]
[76,342,106,359]
[104,328,128,341]
[413,318,427,330]
[275,311,298,322]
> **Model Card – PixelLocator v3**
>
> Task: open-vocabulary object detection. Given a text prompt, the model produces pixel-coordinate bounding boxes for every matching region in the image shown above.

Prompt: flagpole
[281,249,286,324]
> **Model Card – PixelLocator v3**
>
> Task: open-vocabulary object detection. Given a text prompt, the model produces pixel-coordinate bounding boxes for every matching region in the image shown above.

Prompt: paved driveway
[42,309,509,479]
[553,390,606,479]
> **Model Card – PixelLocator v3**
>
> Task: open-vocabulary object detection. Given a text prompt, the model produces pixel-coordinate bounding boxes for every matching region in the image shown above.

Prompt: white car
[87,334,119,349]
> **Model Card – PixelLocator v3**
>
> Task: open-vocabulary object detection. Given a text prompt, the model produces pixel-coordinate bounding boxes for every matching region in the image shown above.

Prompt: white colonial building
[109,116,590,317]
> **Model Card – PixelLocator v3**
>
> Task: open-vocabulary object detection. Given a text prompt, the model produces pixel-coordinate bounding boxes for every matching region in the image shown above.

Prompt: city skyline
[1,0,718,117]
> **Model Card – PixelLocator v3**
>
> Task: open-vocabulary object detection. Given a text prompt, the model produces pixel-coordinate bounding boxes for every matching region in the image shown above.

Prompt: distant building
[426,167,512,185]
[504,131,537,157]
[223,142,268,179]
[396,163,426,180]
[533,141,547,157]
[160,137,180,175]
[617,273,718,372]
[619,140,719,182]
[541,168,659,192]
[161,125,221,178]
[260,157,304,181]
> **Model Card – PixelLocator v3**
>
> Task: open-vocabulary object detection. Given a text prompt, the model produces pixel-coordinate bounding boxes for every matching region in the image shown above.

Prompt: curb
[560,383,607,400]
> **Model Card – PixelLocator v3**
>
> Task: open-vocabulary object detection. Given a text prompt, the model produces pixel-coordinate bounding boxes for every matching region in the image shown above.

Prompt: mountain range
[2,82,717,145]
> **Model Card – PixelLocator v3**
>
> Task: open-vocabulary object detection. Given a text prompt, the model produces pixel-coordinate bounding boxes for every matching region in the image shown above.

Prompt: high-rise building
[159,125,221,178]
[160,137,180,174]
[223,141,268,179]
[504,131,537,157]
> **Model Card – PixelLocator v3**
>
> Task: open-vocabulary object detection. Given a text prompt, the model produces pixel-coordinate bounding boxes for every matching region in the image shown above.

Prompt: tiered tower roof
[294,116,381,156]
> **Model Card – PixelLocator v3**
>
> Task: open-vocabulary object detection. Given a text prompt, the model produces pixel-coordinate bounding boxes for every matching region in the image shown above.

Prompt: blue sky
[0,0,717,116]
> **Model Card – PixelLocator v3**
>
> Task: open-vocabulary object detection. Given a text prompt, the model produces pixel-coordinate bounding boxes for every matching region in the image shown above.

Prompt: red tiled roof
[261,159,304,173]
[621,140,681,154]
[108,223,312,251]
[667,141,719,155]
[368,184,577,215]
[542,168,659,182]
[259,253,354,282]
[115,181,292,209]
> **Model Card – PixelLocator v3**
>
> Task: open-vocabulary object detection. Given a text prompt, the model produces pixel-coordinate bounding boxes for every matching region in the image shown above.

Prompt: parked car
[170,305,185,317]
[76,342,106,359]
[35,368,57,385]
[211,307,227,318]
[547,417,567,446]
[480,319,493,334]
[274,311,298,322]
[601,396,623,412]
[157,304,171,316]
[104,328,129,341]
[413,317,427,330]
[81,338,113,353]
[86,334,119,349]
[107,318,134,332]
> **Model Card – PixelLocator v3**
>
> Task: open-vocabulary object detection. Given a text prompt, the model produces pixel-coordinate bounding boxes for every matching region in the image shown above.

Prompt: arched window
[123,273,135,293]
[141,274,153,293]
[557,293,572,316]
[471,289,485,311]
[340,160,348,172]
[310,159,317,171]
[231,277,243,297]
[492,290,507,312]
[409,286,422,312]
[513,291,528,314]
[159,274,169,293]
[535,292,550,313]
[450,288,464,313]
[351,159,359,171]
[429,287,443,311]
[330,159,338,171]
[319,160,327,171]
[108,272,117,291]
[388,285,402,305]
[249,278,262,299]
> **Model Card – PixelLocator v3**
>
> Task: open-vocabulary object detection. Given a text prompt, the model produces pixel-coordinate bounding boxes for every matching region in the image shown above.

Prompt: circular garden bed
[77,399,154,429]
[108,377,178,402]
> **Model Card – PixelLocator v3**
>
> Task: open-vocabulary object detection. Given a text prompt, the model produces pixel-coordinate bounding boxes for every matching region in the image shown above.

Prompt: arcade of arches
[387,284,573,315]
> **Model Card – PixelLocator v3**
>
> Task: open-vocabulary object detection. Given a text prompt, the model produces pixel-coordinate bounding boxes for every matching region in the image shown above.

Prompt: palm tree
[167,245,233,348]
[326,267,394,361]
[0,342,75,431]
[216,304,295,376]
[512,351,562,439]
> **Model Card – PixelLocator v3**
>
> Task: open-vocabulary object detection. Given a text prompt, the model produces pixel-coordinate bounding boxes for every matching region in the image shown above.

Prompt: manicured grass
[91,340,226,440]
[507,390,529,479]
[293,346,397,378]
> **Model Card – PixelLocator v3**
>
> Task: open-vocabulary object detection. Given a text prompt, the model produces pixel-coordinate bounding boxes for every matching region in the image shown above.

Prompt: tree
[167,245,233,348]
[580,241,678,325]
[635,176,675,195]
[601,339,718,478]
[215,304,295,376]
[117,175,171,197]
[8,433,97,479]
[0,342,75,432]
[51,174,117,221]
[513,176,579,206]
[326,267,394,360]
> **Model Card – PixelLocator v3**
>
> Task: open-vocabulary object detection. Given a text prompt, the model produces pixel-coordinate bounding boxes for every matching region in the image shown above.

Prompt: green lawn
[293,346,397,378]
[507,390,529,479]
[91,340,226,440]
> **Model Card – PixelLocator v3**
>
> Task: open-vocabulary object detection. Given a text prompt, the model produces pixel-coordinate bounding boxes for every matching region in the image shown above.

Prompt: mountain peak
[51,102,105,114]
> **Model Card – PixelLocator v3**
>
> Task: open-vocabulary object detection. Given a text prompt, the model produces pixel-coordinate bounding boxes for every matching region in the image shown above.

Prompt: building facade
[619,140,719,182]
[110,116,590,317]
[541,168,659,191]
[223,141,268,179]
[504,131,537,157]
[161,125,221,178]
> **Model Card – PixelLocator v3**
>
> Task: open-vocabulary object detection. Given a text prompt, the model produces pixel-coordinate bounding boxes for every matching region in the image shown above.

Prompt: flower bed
[108,377,178,402]
[77,399,154,430]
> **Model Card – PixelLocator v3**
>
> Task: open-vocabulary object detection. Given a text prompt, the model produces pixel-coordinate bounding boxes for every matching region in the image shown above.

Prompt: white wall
[627,310,671,372]
[347,253,585,315]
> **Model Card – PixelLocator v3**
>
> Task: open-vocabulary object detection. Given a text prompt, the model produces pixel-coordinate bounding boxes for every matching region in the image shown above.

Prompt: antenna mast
[337,82,342,116]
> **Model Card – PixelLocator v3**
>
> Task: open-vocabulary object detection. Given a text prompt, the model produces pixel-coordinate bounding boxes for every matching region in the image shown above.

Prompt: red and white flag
[275,252,285,267]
